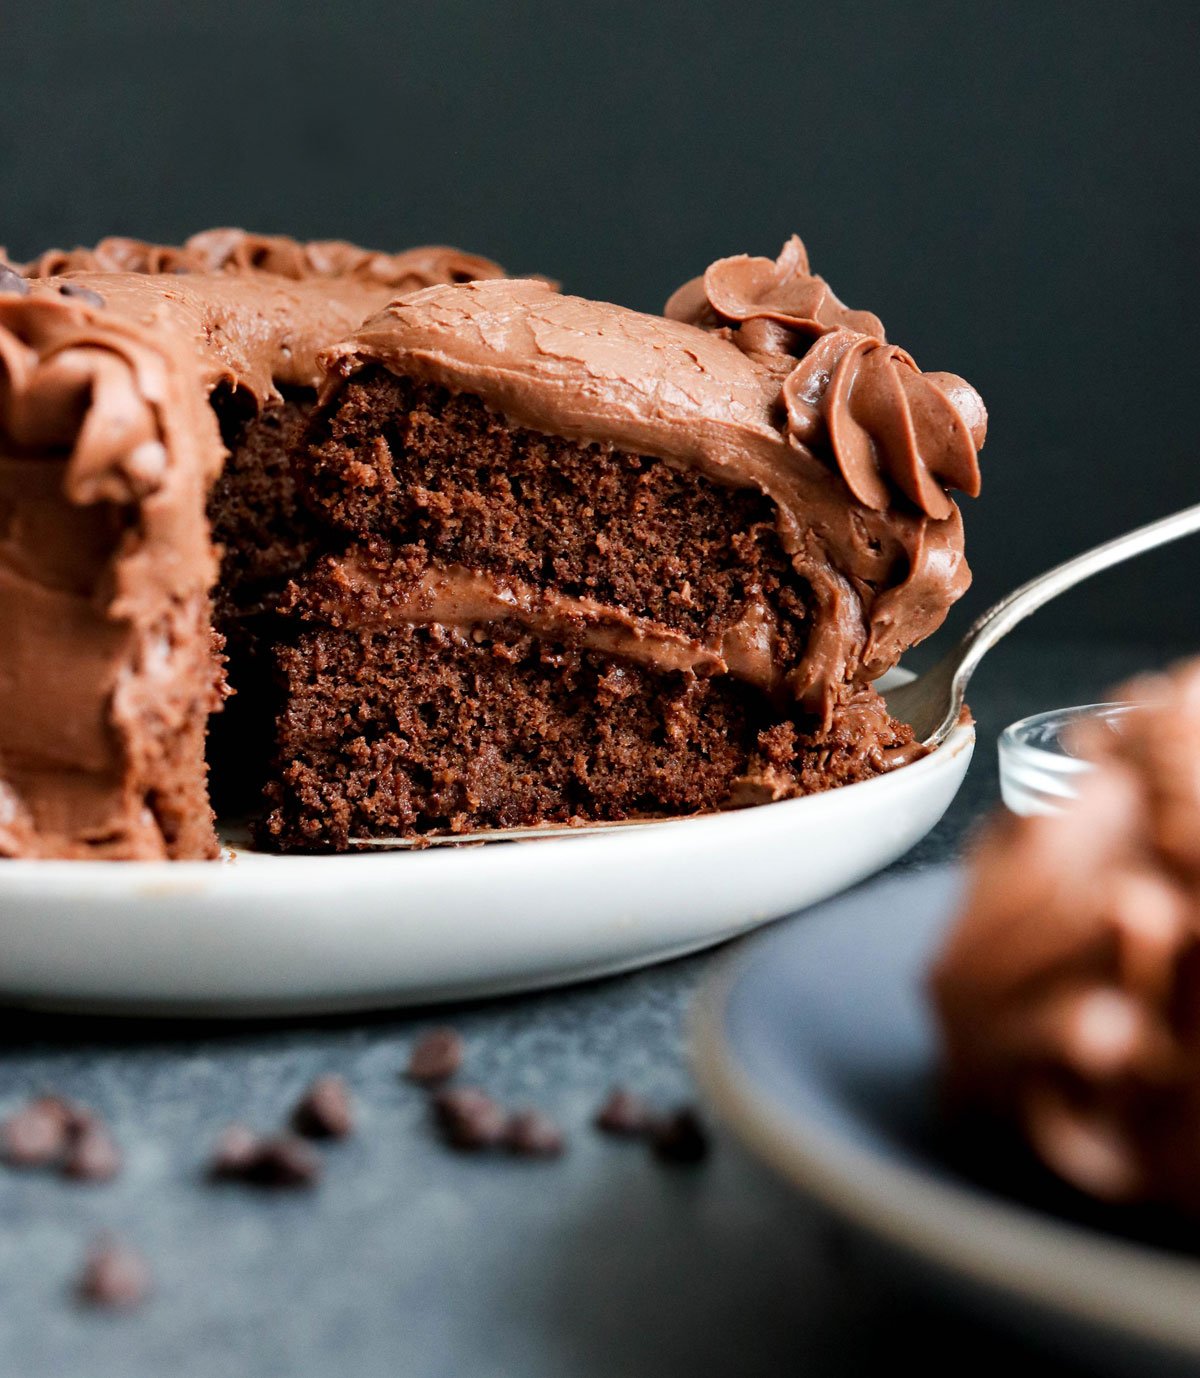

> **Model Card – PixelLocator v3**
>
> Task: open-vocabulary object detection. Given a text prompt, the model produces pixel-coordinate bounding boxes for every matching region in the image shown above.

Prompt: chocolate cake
[931,660,1200,1214]
[0,233,985,858]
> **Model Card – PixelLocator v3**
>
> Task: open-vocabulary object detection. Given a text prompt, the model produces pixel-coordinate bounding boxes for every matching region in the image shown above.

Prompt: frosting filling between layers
[290,551,791,700]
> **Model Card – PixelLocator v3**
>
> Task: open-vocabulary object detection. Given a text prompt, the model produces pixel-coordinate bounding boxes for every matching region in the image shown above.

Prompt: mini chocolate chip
[208,1123,259,1177]
[210,1127,321,1188]
[241,1136,322,1187]
[505,1109,565,1158]
[651,1107,710,1166]
[432,1087,507,1150]
[58,282,105,308]
[291,1075,355,1140]
[1,1095,79,1166]
[595,1087,656,1138]
[0,263,29,296]
[63,1124,122,1182]
[406,1027,464,1084]
[76,1239,150,1309]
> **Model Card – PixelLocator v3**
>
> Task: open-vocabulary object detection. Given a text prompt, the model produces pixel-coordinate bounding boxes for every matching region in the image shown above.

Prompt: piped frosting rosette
[666,236,985,521]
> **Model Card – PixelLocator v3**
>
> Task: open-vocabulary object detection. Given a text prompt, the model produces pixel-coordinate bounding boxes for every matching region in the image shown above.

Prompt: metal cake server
[347,500,1200,849]
[884,501,1200,748]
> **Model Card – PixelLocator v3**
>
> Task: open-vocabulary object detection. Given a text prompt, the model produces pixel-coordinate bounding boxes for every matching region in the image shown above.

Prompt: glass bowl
[998,702,1133,816]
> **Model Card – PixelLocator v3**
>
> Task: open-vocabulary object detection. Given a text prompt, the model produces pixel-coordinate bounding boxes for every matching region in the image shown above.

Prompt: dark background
[3,0,1197,650]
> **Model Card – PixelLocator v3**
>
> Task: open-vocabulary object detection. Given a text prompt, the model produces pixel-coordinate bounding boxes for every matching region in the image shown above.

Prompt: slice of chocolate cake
[262,245,985,850]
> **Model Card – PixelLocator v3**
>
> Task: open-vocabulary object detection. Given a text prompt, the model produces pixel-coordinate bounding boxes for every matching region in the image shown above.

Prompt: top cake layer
[313,240,986,716]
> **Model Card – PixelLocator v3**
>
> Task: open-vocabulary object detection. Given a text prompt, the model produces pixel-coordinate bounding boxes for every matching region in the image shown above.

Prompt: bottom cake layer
[259,623,915,853]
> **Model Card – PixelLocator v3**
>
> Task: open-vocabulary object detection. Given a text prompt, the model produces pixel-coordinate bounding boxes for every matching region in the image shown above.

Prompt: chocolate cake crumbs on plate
[0,230,983,859]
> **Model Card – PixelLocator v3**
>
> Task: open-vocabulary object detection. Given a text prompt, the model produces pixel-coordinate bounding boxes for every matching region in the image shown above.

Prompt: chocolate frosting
[665,237,985,523]
[665,234,886,340]
[319,263,984,718]
[20,229,506,293]
[0,232,506,858]
[0,291,222,857]
[931,660,1200,1212]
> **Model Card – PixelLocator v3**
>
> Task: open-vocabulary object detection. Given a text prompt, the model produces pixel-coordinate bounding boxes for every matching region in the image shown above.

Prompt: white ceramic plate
[0,672,973,1017]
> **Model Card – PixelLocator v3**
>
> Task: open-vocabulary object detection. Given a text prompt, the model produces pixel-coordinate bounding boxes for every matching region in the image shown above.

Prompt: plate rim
[692,867,1200,1358]
[0,719,975,896]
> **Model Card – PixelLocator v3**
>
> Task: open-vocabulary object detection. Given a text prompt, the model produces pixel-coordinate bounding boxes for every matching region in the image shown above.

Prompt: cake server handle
[884,501,1200,748]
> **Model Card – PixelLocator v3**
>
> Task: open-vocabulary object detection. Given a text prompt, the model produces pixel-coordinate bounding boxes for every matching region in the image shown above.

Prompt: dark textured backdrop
[4,0,1197,649]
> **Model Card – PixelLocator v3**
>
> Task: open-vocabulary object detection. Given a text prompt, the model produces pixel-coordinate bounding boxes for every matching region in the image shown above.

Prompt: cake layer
[209,386,320,623]
[262,623,912,852]
[205,387,319,815]
[301,370,811,662]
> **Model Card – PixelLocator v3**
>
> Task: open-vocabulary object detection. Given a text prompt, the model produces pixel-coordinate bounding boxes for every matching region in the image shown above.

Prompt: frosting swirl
[19,230,506,292]
[665,234,885,341]
[0,292,223,858]
[932,660,1200,1213]
[666,237,985,520]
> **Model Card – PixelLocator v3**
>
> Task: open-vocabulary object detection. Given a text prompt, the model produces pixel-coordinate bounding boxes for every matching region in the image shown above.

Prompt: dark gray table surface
[0,636,1187,1378]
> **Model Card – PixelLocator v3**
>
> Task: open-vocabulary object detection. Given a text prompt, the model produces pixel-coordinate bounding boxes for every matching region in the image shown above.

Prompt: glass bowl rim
[998,700,1135,774]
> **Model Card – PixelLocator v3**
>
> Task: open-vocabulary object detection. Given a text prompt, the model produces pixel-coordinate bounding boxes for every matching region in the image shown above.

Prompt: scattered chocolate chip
[1,1095,91,1167]
[0,263,29,296]
[241,1135,322,1187]
[209,1127,321,1188]
[406,1027,464,1084]
[2,1100,69,1166]
[595,1087,656,1138]
[58,282,105,308]
[208,1123,259,1177]
[651,1107,710,1165]
[291,1075,355,1140]
[76,1239,150,1309]
[432,1087,507,1150]
[505,1108,565,1158]
[63,1123,123,1182]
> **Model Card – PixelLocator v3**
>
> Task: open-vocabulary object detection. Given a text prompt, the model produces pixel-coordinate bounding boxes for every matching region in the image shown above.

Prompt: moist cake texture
[931,659,1200,1215]
[0,232,984,857]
